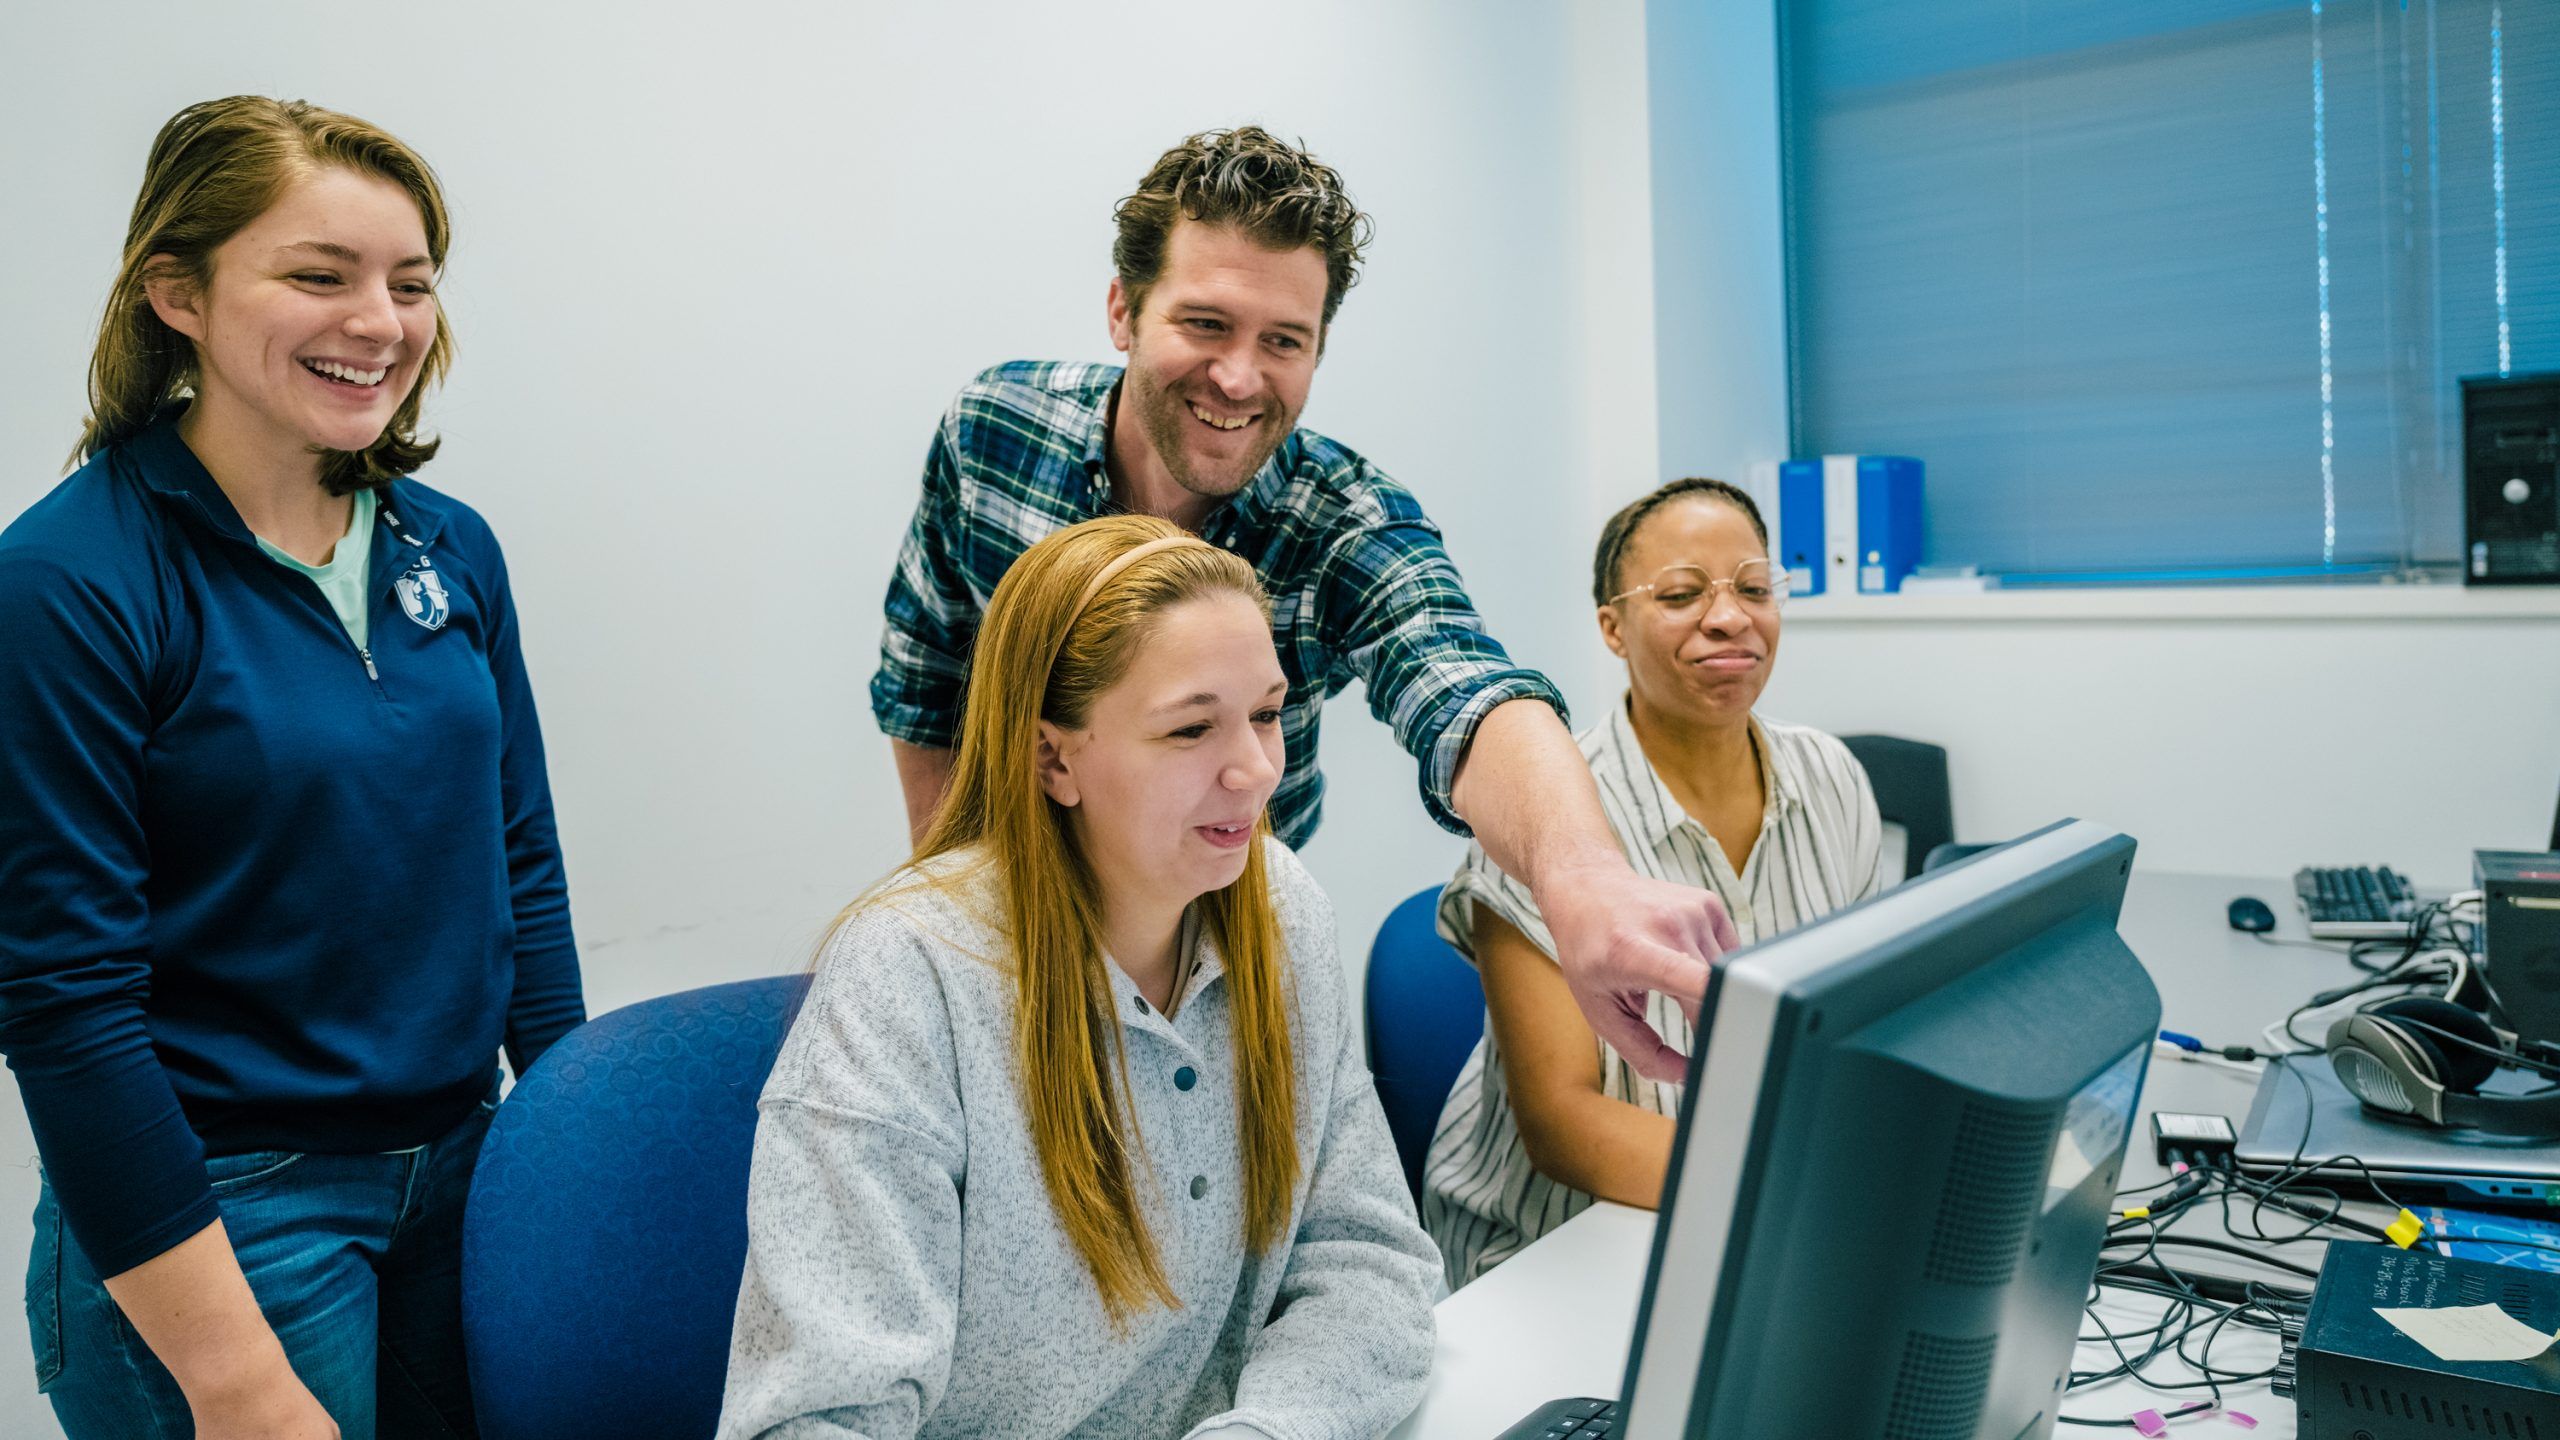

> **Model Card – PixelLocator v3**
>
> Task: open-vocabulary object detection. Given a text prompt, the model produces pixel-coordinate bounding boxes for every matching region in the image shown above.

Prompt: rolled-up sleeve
[1316,517,1565,836]
[869,417,980,752]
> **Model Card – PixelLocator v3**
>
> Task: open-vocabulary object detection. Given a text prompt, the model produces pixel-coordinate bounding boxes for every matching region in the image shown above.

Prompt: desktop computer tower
[2463,374,2560,584]
[2479,850,2560,1046]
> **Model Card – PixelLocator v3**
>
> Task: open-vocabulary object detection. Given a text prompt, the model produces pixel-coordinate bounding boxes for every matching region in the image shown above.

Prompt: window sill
[1782,583,2560,624]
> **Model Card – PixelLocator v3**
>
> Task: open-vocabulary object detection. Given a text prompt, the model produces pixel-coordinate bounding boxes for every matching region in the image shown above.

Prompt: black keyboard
[2294,865,2416,940]
[1494,1396,1620,1439]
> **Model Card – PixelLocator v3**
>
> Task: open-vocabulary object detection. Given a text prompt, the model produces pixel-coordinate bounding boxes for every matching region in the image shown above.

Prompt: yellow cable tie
[2385,1208,2425,1249]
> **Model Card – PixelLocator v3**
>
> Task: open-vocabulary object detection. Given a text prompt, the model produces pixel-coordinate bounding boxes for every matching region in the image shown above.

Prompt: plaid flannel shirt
[871,361,1566,848]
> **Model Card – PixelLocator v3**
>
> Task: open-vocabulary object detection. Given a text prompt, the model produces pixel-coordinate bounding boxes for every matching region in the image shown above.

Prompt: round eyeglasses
[1607,560,1790,617]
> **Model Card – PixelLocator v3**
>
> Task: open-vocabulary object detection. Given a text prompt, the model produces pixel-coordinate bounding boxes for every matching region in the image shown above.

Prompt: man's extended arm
[1305,492,1736,1079]
[1449,698,1739,1082]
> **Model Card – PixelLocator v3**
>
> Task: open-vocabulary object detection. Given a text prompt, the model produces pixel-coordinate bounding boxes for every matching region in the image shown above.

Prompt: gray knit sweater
[715,839,1442,1440]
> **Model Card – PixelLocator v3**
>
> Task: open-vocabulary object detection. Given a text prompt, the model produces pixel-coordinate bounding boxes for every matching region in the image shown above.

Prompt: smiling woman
[0,97,583,1440]
[75,98,454,502]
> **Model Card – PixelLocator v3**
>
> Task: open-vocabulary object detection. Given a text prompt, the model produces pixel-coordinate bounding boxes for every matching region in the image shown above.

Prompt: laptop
[2234,1056,2560,1209]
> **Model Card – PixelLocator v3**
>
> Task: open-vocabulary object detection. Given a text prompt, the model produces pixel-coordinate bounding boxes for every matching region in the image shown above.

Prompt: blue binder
[1777,459,1826,597]
[1854,456,1924,594]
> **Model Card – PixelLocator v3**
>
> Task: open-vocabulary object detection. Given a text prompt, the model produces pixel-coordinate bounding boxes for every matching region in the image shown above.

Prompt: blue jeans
[25,1094,496,1440]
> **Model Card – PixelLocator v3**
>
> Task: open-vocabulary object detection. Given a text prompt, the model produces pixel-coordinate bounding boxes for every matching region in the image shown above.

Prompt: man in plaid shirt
[872,127,1736,1082]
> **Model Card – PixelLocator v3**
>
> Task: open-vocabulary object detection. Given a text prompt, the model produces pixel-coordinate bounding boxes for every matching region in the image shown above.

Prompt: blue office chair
[462,973,811,1440]
[1364,885,1487,1201]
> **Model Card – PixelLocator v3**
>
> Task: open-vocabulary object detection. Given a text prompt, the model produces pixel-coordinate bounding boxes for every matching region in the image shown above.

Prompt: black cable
[2387,1015,2560,1080]
[2095,1232,2324,1280]
[2062,1112,2560,1426]
[2063,1201,2282,1420]
[2340,901,2479,980]
[2056,1400,2220,1428]
[2279,952,2470,1053]
[2062,1137,2405,1424]
[2248,931,2351,956]
[2061,905,2532,1427]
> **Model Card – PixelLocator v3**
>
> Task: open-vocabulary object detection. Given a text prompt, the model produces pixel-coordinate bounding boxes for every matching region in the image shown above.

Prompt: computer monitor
[1618,819,2160,1440]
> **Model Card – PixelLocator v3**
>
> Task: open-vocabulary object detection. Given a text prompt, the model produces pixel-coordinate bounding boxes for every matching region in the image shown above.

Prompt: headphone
[2327,995,2560,1137]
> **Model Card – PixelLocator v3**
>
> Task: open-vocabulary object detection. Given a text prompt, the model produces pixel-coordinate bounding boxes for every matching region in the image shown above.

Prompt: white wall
[1764,609,2560,888]
[0,3,1657,1431]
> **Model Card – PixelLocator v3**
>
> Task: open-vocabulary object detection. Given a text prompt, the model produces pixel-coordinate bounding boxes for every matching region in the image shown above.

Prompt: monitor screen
[1619,819,2160,1440]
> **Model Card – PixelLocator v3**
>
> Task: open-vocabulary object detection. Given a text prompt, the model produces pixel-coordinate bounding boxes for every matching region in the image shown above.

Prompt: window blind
[1780,0,2555,578]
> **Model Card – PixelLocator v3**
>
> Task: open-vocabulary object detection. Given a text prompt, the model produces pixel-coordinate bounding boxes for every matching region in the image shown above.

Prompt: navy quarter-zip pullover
[0,415,584,1278]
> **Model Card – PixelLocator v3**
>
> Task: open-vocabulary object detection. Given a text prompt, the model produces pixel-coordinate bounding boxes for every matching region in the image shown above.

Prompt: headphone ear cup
[2369,996,2501,1094]
[2329,1013,2436,1116]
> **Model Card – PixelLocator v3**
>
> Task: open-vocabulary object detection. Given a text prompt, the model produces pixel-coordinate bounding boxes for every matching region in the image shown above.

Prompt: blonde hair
[865,516,1299,1323]
[72,96,455,495]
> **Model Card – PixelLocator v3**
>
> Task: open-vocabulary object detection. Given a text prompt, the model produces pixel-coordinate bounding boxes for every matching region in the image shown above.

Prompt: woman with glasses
[1420,478,1881,1287]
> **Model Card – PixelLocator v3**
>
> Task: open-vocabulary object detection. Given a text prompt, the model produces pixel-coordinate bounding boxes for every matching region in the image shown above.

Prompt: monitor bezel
[1617,818,2140,1437]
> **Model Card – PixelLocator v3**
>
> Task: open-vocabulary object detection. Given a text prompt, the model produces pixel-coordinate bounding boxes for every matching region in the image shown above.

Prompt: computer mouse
[2227,896,2276,934]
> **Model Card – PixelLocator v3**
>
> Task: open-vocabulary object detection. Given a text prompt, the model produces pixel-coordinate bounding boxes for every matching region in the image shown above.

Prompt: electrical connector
[2150,1111,2238,1168]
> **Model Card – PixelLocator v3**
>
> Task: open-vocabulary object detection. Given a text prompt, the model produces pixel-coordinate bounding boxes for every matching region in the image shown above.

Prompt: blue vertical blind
[1781,0,2557,578]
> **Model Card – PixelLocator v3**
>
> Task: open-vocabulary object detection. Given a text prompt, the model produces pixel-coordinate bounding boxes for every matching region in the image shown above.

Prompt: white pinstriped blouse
[1419,699,1883,1288]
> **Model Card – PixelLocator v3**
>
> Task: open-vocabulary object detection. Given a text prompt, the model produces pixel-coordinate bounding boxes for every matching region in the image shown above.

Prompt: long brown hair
[71,96,455,495]
[876,515,1300,1322]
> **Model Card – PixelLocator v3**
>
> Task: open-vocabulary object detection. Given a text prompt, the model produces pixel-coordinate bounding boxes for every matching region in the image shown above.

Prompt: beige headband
[1067,534,1215,624]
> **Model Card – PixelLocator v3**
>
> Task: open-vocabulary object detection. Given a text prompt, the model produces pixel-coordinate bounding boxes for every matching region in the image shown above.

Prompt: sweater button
[1132,995,1148,1015]
[1189,1175,1208,1200]
[1175,1067,1197,1091]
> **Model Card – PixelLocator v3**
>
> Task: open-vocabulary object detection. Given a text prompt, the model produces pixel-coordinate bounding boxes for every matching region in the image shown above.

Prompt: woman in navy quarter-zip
[0,97,583,1440]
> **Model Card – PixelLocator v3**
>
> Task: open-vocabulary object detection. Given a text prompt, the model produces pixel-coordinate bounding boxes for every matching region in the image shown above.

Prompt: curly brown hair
[72,96,455,496]
[1112,126,1373,329]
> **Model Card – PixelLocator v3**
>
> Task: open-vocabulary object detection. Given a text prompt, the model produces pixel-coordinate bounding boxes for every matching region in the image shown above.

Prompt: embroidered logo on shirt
[396,560,450,631]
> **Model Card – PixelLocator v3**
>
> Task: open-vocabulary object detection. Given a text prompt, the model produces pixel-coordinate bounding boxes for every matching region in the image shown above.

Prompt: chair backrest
[1922,841,1996,874]
[1839,733,1954,882]
[1363,885,1487,1201]
[463,973,811,1440]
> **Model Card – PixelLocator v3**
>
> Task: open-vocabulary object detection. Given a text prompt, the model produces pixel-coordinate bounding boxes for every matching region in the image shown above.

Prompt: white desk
[1392,868,2390,1439]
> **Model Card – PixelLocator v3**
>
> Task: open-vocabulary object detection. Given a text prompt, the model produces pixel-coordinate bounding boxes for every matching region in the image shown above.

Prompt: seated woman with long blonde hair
[717,516,1440,1440]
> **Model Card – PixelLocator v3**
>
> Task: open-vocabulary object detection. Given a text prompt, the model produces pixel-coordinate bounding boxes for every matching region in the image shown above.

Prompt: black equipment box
[2464,373,2560,584]
[2480,850,2560,1047]
[2277,1242,2560,1436]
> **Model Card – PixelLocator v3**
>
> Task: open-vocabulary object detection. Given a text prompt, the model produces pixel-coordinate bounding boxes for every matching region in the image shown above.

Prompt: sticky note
[2374,1303,2560,1363]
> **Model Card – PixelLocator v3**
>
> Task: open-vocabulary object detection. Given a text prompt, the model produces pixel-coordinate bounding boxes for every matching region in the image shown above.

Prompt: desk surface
[1391,867,2371,1439]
